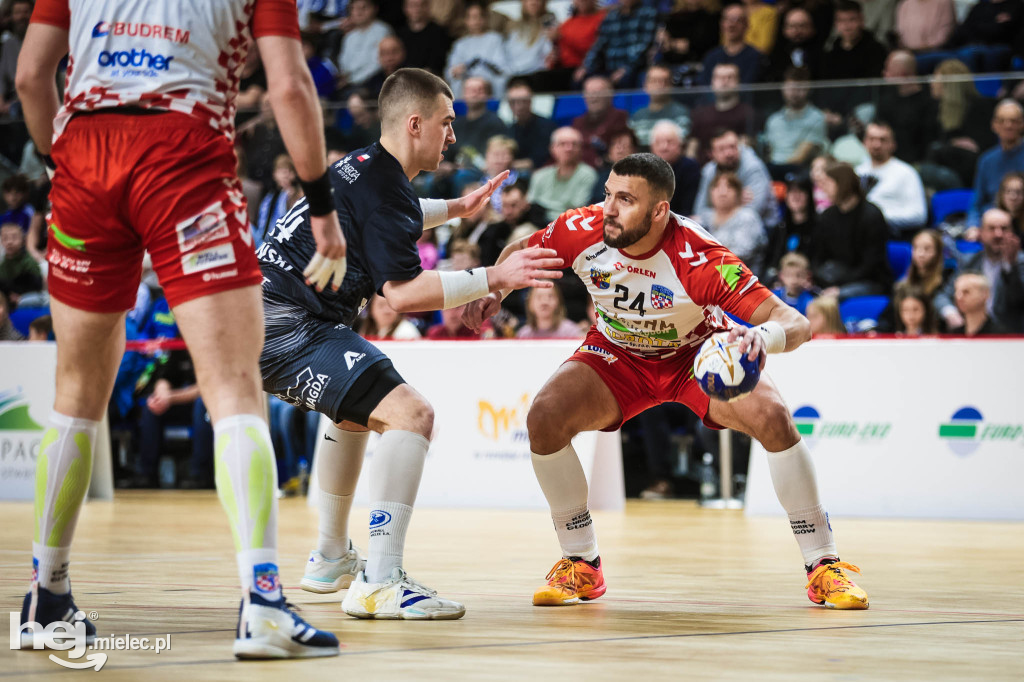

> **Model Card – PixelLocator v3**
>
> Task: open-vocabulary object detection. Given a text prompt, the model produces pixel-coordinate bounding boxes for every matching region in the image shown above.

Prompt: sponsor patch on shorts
[578,343,618,363]
[175,203,230,252]
[181,243,235,275]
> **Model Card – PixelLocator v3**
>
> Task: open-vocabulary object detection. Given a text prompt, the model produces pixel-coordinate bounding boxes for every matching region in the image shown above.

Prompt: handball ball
[693,331,761,402]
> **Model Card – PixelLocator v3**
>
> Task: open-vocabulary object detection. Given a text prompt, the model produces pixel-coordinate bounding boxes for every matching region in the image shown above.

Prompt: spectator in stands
[0,290,22,340]
[766,7,823,81]
[763,66,828,177]
[766,175,817,276]
[968,100,1024,233]
[27,314,52,341]
[689,64,756,160]
[806,295,845,335]
[417,228,440,271]
[578,0,659,88]
[359,295,423,340]
[528,127,598,221]
[427,303,494,338]
[895,0,956,55]
[997,172,1024,236]
[397,0,451,76]
[700,4,763,85]
[944,0,1022,74]
[940,208,1024,332]
[506,77,557,170]
[856,121,928,235]
[536,0,604,92]
[452,77,508,171]
[478,181,546,266]
[590,128,638,205]
[902,229,956,327]
[893,284,938,335]
[430,0,467,37]
[573,75,630,168]
[809,154,834,212]
[336,0,393,90]
[695,128,779,230]
[446,0,507,98]
[0,173,34,233]
[362,35,407,98]
[302,33,339,99]
[504,0,555,80]
[630,65,691,147]
[516,286,582,338]
[743,0,779,55]
[698,171,768,274]
[876,50,932,164]
[255,155,303,246]
[480,136,520,213]
[810,162,891,300]
[950,273,1010,336]
[772,251,816,314]
[0,221,41,306]
[237,95,286,192]
[344,88,381,150]
[658,0,719,85]
[650,121,700,217]
[830,103,872,167]
[235,47,266,124]
[0,0,30,119]
[820,1,888,120]
[859,0,894,43]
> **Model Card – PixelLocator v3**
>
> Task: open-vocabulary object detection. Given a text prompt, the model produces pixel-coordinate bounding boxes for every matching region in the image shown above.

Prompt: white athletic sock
[766,439,838,567]
[33,412,98,594]
[364,430,428,582]
[214,414,282,601]
[531,445,598,562]
[316,425,368,559]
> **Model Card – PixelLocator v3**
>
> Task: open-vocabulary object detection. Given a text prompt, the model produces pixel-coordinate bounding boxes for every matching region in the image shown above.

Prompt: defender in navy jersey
[256,68,563,620]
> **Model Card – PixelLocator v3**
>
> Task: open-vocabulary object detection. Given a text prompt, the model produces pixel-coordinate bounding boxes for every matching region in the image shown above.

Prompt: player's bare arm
[258,35,347,291]
[421,171,512,229]
[382,243,562,313]
[15,23,68,156]
[461,234,533,330]
[728,295,812,361]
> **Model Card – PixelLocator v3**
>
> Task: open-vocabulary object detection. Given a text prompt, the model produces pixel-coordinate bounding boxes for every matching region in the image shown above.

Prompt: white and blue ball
[693,332,761,402]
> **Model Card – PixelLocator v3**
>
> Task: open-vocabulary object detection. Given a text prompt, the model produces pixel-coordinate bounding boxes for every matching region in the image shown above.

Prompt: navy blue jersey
[257,143,424,326]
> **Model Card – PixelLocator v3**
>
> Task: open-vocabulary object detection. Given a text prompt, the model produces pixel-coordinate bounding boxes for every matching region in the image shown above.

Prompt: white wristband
[756,321,787,354]
[439,267,490,308]
[419,198,448,229]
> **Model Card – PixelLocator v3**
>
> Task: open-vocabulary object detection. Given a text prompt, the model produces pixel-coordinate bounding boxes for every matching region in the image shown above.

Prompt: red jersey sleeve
[526,204,604,267]
[252,0,301,40]
[30,0,70,29]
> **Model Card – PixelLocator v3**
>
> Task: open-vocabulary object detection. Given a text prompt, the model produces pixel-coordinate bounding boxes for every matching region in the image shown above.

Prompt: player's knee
[753,400,799,451]
[527,404,571,455]
[400,394,434,440]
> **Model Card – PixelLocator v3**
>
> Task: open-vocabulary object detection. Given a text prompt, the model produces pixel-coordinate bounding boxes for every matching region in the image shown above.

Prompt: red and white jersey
[31,0,300,142]
[528,204,773,356]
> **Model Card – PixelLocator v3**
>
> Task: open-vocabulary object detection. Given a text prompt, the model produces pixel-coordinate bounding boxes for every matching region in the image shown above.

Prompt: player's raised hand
[491,246,563,290]
[305,213,348,291]
[451,171,511,218]
[463,293,502,332]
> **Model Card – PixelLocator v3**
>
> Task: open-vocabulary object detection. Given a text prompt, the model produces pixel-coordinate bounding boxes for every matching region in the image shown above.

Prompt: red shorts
[46,111,261,313]
[568,327,723,432]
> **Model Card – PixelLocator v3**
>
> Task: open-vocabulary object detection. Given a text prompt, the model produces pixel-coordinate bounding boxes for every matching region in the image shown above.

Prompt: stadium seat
[974,76,1002,98]
[956,239,984,255]
[8,306,49,337]
[839,295,890,329]
[931,189,974,225]
[552,94,586,125]
[887,241,913,279]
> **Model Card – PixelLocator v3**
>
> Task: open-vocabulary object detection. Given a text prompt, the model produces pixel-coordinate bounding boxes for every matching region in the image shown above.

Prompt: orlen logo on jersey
[98,48,175,71]
[92,21,190,44]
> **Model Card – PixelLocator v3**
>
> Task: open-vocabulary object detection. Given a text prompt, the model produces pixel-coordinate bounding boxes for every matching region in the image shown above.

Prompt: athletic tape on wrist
[300,171,334,216]
[756,321,787,354]
[439,267,490,308]
[420,198,448,229]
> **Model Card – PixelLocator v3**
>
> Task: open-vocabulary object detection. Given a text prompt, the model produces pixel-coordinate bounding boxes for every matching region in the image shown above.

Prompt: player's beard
[603,208,654,249]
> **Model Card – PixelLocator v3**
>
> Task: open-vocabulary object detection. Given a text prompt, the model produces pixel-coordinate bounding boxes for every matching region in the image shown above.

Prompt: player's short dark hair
[710,127,738,143]
[378,68,453,130]
[506,76,533,93]
[835,0,862,15]
[610,153,676,203]
[783,65,812,82]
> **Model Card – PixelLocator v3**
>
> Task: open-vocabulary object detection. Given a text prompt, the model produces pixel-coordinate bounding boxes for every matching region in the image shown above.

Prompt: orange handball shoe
[806,558,869,610]
[532,556,607,606]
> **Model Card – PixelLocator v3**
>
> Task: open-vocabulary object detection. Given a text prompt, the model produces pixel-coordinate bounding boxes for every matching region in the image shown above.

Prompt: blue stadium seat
[887,241,913,279]
[974,76,1002,98]
[9,306,49,337]
[956,239,984,255]
[839,295,890,329]
[552,94,586,124]
[931,189,974,225]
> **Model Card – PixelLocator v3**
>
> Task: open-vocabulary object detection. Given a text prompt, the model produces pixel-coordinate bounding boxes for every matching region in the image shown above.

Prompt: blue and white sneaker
[18,583,96,649]
[300,541,366,593]
[234,591,340,659]
[341,568,466,620]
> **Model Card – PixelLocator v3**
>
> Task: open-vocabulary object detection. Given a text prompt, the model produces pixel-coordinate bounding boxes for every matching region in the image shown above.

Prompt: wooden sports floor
[1,493,1022,681]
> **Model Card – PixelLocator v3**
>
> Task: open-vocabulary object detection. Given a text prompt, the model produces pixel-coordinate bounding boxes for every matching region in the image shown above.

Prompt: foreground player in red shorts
[465,154,868,610]
[16,0,347,659]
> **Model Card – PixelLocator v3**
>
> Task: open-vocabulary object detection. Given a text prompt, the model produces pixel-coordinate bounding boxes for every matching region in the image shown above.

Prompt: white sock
[316,425,368,559]
[33,412,98,594]
[214,414,282,601]
[364,430,428,582]
[531,445,599,562]
[766,439,838,567]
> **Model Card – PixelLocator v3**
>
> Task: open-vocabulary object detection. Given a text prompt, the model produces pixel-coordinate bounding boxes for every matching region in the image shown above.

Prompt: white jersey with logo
[30,0,300,142]
[528,204,773,355]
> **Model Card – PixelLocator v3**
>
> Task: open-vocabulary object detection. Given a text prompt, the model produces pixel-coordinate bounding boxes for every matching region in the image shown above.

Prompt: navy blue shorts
[260,298,405,426]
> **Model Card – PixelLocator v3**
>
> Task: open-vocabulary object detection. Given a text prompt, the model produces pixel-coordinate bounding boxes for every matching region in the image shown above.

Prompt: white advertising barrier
[0,342,113,501]
[745,338,1024,521]
[310,340,625,510]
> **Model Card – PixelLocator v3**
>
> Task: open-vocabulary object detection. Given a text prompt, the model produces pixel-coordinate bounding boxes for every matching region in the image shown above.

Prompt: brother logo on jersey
[92,21,191,44]
[98,48,175,73]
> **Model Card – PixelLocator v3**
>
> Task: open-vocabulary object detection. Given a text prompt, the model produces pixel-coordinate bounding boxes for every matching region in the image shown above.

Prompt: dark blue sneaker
[234,591,340,659]
[18,584,96,649]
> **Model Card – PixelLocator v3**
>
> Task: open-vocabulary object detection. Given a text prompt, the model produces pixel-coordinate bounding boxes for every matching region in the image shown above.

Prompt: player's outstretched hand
[305,213,348,292]
[451,170,511,219]
[727,325,767,369]
[492,246,563,291]
[463,293,501,332]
